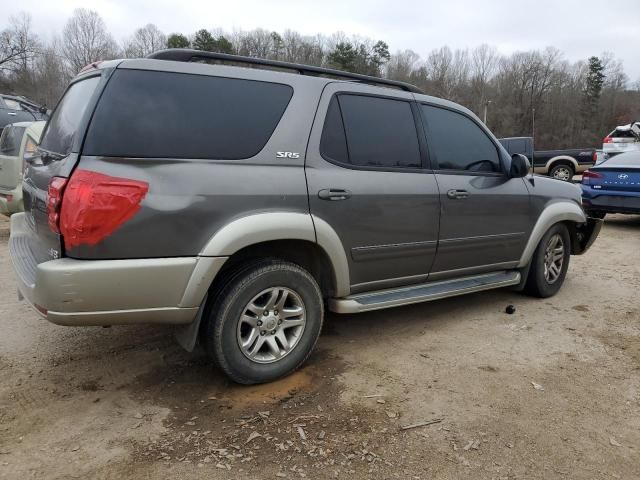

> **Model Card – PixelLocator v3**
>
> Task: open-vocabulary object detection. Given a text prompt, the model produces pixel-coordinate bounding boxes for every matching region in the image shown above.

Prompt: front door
[305,84,441,294]
[419,103,531,279]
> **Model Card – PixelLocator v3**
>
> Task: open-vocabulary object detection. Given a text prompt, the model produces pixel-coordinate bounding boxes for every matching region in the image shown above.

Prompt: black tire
[524,223,571,298]
[202,259,324,384]
[549,162,575,182]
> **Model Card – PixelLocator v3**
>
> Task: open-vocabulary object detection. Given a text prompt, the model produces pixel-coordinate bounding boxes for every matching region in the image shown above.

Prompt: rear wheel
[549,163,575,182]
[203,260,324,384]
[524,223,571,298]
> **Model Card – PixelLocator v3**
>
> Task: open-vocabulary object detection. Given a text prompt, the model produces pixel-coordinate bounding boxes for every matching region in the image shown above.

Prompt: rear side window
[40,77,101,156]
[320,94,421,169]
[3,99,22,111]
[0,126,26,156]
[421,105,501,173]
[83,70,293,159]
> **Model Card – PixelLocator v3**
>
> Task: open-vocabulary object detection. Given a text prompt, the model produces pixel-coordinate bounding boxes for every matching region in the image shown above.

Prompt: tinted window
[83,70,293,159]
[320,96,348,164]
[326,94,421,169]
[422,105,501,173]
[0,126,26,156]
[40,77,100,156]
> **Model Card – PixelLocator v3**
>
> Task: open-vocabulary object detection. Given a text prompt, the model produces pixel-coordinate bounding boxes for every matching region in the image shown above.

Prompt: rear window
[39,76,101,156]
[83,70,293,159]
[611,129,637,139]
[0,125,26,156]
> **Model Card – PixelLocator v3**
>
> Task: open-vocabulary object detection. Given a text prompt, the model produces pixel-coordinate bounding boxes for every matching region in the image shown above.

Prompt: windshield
[39,76,100,156]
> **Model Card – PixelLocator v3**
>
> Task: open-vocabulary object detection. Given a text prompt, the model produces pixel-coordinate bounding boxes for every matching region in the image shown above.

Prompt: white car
[603,122,640,157]
[0,121,45,215]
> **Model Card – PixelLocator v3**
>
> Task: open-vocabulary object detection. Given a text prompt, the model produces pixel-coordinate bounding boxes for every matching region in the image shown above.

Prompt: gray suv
[9,50,602,384]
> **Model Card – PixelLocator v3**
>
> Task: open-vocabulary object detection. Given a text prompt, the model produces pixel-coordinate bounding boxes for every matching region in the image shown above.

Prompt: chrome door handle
[318,189,352,201]
[446,189,469,199]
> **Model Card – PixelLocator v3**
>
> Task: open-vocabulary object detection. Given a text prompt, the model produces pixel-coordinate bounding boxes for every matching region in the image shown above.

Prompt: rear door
[306,83,440,293]
[419,103,531,279]
[22,73,103,264]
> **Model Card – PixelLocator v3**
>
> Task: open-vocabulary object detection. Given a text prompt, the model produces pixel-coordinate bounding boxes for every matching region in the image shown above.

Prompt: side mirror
[510,153,530,178]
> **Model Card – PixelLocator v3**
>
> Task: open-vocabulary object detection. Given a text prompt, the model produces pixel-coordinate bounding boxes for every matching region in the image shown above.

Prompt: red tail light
[593,151,597,162]
[582,170,604,179]
[603,137,613,144]
[59,170,149,249]
[48,177,68,233]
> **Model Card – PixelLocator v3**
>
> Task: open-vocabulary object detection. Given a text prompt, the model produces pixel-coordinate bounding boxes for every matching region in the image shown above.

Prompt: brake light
[23,137,37,172]
[593,151,597,163]
[47,177,68,233]
[59,170,149,249]
[603,137,613,144]
[582,170,604,179]
[78,61,103,74]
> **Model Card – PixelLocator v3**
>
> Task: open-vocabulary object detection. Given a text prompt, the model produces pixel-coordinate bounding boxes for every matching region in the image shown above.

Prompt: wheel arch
[546,156,578,172]
[518,201,586,267]
[198,212,350,298]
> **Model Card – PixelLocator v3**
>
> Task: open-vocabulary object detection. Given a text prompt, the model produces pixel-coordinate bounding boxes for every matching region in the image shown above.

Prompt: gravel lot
[1,214,639,479]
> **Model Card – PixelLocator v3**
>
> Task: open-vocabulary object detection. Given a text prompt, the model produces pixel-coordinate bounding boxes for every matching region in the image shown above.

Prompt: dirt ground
[0,214,638,480]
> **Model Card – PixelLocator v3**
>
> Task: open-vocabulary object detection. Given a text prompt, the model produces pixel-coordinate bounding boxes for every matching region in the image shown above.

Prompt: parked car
[0,121,45,215]
[0,94,48,137]
[581,151,640,218]
[9,50,602,384]
[499,136,596,181]
[603,122,640,157]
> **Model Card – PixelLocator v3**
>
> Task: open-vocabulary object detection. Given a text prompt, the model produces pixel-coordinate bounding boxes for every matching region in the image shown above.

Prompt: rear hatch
[603,123,640,155]
[22,72,104,264]
[0,124,27,190]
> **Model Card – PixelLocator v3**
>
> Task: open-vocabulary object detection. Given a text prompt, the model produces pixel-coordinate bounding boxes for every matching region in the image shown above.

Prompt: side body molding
[517,201,586,267]
[198,212,351,297]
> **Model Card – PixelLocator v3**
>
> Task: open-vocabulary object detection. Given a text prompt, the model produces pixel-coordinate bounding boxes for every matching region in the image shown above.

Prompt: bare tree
[61,8,118,74]
[123,24,166,58]
[0,13,40,73]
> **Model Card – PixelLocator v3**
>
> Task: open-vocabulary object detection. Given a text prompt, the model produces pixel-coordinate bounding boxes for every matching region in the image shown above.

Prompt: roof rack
[146,49,423,94]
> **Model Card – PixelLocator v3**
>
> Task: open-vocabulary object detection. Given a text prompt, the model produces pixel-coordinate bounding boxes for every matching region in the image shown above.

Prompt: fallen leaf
[610,437,623,447]
[531,381,544,391]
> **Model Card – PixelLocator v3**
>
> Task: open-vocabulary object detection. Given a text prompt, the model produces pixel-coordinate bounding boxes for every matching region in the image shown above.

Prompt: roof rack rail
[146,49,423,94]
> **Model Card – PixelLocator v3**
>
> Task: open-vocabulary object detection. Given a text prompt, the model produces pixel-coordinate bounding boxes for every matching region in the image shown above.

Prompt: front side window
[421,105,501,173]
[83,70,293,159]
[320,94,421,169]
[39,76,101,156]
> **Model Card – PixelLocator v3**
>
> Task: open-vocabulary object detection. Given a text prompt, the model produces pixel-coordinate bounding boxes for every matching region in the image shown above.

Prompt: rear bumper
[9,213,227,326]
[581,187,640,215]
[0,185,23,215]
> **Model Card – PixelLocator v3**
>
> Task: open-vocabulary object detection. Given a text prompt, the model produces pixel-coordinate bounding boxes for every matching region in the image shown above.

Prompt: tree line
[1,8,639,149]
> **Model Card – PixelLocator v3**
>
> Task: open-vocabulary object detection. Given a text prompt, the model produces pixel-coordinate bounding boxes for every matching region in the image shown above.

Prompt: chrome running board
[329,271,521,314]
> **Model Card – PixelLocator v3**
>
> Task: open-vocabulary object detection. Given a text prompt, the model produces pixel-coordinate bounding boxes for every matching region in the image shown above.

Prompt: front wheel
[202,260,324,384]
[524,223,571,298]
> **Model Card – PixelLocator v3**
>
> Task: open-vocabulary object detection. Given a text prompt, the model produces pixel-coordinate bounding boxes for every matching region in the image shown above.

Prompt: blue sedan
[581,151,640,218]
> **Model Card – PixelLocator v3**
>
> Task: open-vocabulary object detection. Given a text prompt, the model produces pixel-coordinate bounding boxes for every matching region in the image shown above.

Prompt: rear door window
[83,70,293,159]
[421,105,501,173]
[0,126,26,156]
[39,76,101,156]
[320,94,421,169]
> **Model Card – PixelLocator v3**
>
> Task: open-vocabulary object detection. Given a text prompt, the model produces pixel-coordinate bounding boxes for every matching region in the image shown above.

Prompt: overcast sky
[4,0,640,82]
